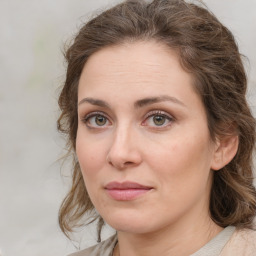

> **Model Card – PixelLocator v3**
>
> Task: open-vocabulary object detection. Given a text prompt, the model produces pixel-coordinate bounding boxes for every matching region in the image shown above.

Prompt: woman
[58,0,256,255]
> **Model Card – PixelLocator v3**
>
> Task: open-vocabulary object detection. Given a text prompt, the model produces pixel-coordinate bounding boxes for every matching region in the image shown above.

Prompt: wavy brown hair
[57,0,256,240]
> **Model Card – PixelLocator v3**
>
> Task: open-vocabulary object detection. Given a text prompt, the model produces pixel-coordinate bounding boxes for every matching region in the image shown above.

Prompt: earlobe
[211,135,239,171]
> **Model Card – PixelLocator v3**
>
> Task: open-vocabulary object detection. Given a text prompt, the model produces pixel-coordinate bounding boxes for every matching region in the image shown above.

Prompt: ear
[211,134,239,171]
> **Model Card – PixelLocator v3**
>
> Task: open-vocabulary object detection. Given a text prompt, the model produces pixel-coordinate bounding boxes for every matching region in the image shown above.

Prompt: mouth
[104,181,153,201]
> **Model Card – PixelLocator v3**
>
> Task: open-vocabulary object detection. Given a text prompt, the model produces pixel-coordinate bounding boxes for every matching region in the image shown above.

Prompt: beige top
[68,226,256,256]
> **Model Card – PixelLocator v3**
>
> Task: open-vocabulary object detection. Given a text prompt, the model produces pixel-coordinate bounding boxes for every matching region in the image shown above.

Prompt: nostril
[124,161,134,166]
[106,143,142,169]
[106,154,139,170]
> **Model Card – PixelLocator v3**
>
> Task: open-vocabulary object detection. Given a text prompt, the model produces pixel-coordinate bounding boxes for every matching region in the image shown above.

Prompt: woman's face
[76,41,218,234]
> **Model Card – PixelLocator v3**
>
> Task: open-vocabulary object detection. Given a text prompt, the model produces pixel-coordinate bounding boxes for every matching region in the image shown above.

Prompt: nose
[106,125,142,170]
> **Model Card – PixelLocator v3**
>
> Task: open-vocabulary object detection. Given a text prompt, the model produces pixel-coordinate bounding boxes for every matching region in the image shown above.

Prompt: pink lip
[104,181,153,201]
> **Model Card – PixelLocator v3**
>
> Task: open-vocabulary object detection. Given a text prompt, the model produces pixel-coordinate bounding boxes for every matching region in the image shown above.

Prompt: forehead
[79,41,196,101]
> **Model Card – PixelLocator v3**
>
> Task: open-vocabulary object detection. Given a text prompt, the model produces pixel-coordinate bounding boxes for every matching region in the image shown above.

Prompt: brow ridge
[134,95,186,108]
[78,95,186,109]
[78,98,110,108]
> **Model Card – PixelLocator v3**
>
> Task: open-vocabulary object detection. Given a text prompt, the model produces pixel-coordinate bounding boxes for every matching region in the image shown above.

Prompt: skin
[76,41,235,256]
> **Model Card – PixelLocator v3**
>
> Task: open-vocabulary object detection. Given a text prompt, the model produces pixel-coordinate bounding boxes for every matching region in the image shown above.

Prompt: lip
[104,181,153,201]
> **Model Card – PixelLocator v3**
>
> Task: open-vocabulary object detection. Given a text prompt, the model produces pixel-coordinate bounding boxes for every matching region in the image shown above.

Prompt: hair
[57,0,256,240]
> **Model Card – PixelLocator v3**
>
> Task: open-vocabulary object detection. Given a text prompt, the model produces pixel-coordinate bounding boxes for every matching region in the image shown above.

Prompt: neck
[113,217,223,256]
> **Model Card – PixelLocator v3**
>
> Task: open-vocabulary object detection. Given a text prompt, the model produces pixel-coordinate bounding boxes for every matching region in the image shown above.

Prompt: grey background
[0,0,255,256]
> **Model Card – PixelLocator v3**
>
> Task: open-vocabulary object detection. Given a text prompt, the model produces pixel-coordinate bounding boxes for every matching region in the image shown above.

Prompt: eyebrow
[78,98,111,108]
[134,95,186,108]
[78,95,186,108]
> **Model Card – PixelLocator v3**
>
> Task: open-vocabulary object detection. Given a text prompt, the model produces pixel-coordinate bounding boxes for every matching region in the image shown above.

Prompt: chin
[109,221,151,234]
[102,209,164,235]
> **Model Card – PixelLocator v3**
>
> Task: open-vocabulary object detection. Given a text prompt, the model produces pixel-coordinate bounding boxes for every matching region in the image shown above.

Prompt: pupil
[96,115,106,126]
[153,115,165,126]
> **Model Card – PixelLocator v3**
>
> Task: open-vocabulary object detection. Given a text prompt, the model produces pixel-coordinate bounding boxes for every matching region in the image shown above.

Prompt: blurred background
[0,0,255,255]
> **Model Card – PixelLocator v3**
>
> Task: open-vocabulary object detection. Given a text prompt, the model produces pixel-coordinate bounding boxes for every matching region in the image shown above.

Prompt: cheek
[76,131,106,179]
[147,139,213,220]
[147,133,213,189]
[76,134,107,205]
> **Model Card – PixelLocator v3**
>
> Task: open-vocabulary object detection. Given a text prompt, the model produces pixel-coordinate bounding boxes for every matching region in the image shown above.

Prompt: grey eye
[153,115,166,126]
[95,115,107,126]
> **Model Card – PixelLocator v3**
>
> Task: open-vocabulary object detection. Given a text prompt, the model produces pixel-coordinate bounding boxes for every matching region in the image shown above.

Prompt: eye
[82,112,111,128]
[142,111,173,128]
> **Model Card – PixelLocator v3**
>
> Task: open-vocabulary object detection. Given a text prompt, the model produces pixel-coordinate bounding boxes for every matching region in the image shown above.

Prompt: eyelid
[143,110,174,120]
[82,111,109,119]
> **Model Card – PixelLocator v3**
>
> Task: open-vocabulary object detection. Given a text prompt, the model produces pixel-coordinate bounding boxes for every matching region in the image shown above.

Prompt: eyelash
[142,110,174,128]
[81,110,174,129]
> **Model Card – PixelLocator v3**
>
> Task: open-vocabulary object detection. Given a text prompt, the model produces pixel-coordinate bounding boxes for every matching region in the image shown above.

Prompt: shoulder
[221,228,256,256]
[68,235,117,256]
